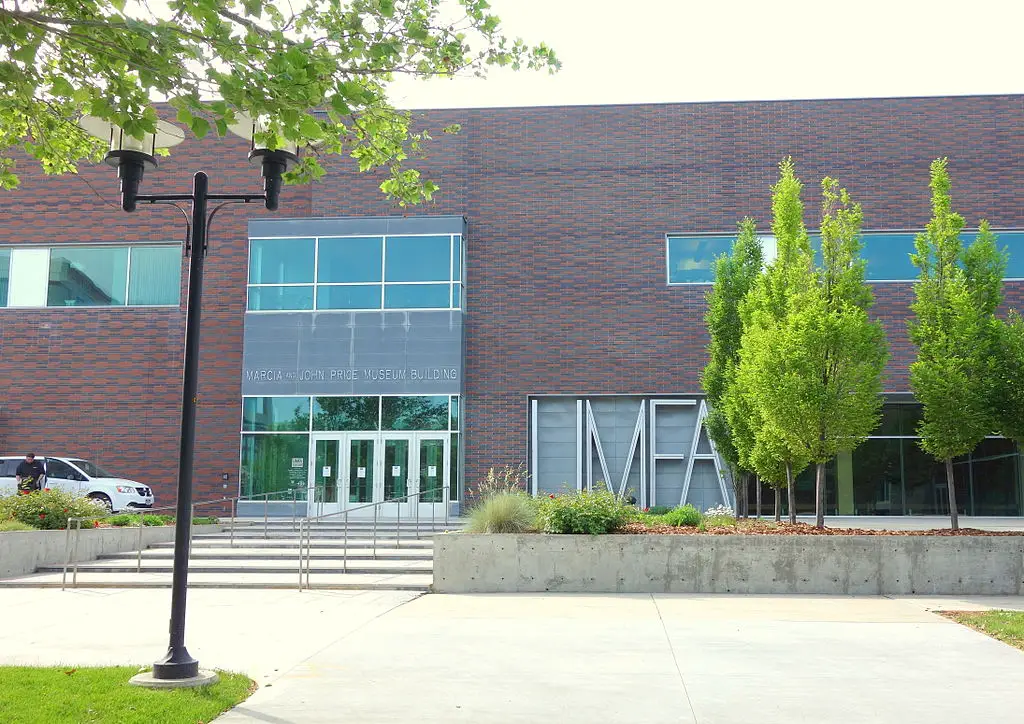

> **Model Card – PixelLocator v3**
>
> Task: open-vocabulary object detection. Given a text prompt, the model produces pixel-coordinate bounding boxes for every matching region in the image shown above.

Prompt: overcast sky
[386,0,1023,109]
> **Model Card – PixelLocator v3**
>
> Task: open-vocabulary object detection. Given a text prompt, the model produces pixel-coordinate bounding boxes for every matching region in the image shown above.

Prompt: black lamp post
[80,114,298,684]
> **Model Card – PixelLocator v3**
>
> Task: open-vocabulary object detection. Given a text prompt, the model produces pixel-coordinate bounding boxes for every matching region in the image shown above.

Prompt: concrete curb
[433,533,1024,594]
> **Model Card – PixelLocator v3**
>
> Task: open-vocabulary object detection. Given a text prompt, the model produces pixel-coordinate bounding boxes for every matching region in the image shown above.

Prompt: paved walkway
[2,589,1022,722]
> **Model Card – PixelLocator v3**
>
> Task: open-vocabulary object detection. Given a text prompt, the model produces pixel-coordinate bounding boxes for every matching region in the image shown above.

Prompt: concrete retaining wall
[433,534,1024,595]
[0,526,180,579]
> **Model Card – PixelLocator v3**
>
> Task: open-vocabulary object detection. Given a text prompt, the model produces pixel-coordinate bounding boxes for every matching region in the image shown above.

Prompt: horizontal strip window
[0,244,182,308]
[667,230,1024,285]
[246,233,464,312]
[242,395,460,433]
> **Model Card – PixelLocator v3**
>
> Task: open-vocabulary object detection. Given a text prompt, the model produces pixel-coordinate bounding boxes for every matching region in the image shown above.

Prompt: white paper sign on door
[357,467,367,478]
[427,465,437,477]
[391,466,401,476]
[291,458,303,468]
[322,466,331,477]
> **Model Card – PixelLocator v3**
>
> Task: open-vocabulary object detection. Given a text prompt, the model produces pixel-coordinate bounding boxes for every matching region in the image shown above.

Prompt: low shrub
[0,490,107,530]
[537,487,635,535]
[646,505,672,516]
[466,492,537,533]
[703,504,737,528]
[662,504,702,527]
[105,514,174,527]
[0,520,35,532]
[193,516,220,525]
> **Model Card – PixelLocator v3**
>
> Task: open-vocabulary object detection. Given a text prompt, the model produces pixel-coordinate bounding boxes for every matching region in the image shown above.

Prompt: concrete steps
[0,518,463,591]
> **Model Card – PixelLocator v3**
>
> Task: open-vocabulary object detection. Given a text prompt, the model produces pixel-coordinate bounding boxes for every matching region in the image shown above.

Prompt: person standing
[15,454,45,494]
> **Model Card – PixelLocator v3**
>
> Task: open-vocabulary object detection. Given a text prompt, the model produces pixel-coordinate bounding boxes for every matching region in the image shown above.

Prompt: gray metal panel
[535,398,578,495]
[248,215,467,239]
[242,310,463,395]
[686,462,724,512]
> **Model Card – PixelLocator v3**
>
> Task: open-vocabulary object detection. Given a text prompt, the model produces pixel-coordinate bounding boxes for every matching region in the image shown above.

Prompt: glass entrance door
[308,432,449,518]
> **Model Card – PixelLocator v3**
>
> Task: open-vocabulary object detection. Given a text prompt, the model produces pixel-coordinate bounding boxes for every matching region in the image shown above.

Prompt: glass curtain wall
[240,395,461,500]
[746,403,1023,516]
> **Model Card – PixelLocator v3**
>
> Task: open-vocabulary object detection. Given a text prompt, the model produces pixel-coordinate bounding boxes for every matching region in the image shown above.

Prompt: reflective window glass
[313,396,380,431]
[384,235,451,282]
[249,238,315,284]
[861,234,917,280]
[450,396,459,431]
[47,246,129,306]
[247,285,314,311]
[0,249,9,306]
[384,284,450,309]
[452,235,462,282]
[317,285,381,310]
[381,396,449,431]
[317,237,383,283]
[242,397,311,431]
[240,434,309,498]
[666,237,732,284]
[128,246,181,305]
[970,438,1021,515]
[450,433,460,502]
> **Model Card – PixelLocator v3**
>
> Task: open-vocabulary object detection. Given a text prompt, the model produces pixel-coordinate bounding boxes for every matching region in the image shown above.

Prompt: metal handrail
[297,483,452,590]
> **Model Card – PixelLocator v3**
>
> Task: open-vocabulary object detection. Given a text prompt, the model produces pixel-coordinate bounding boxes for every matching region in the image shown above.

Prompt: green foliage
[105,513,173,526]
[0,490,107,530]
[0,520,35,531]
[703,217,764,506]
[465,491,537,534]
[645,505,672,516]
[536,487,635,535]
[909,159,1003,463]
[193,516,220,525]
[0,666,253,724]
[661,504,702,527]
[991,311,1024,443]
[0,0,559,203]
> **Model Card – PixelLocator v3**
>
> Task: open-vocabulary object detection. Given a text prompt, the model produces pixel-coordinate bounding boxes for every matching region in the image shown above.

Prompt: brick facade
[1,95,1021,502]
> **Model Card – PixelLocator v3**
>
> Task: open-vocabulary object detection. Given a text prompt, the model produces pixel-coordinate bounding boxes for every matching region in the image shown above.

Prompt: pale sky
[387,0,1024,109]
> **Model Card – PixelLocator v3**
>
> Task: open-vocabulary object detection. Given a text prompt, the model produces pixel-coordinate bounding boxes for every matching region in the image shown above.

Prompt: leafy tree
[909,159,1006,530]
[734,158,814,523]
[0,0,558,202]
[702,217,764,517]
[749,178,886,528]
[991,311,1024,444]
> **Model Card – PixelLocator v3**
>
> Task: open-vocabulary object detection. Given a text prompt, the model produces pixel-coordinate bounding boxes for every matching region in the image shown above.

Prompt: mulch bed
[619,521,1023,536]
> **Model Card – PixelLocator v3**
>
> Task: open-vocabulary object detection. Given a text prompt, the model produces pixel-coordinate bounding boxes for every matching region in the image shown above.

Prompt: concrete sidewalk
[217,594,1024,724]
[1,590,1022,723]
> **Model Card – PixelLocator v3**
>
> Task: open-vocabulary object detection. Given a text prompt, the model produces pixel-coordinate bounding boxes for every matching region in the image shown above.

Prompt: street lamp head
[227,114,300,211]
[78,116,185,212]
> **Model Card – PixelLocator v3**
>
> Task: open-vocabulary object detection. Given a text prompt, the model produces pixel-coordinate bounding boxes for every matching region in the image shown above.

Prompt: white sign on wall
[357,467,367,478]
[391,466,401,477]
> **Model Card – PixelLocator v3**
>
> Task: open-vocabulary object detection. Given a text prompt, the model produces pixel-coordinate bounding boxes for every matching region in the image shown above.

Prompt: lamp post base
[130,669,219,689]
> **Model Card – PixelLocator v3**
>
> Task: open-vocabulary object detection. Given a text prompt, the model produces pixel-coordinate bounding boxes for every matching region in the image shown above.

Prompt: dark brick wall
[1,95,1021,500]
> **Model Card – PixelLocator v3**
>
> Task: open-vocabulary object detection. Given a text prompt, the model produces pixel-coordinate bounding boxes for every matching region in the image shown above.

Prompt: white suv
[0,456,155,513]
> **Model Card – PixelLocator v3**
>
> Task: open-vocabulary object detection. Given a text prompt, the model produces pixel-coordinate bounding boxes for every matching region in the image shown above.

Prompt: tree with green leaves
[702,217,764,517]
[734,158,814,523]
[0,0,558,203]
[909,159,1006,530]
[991,311,1024,444]
[748,178,887,528]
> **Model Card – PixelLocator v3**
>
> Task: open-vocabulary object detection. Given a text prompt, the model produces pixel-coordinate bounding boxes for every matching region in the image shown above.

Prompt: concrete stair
[1,518,463,591]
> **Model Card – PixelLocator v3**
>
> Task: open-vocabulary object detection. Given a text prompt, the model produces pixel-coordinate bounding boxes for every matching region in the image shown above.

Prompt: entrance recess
[308,432,448,518]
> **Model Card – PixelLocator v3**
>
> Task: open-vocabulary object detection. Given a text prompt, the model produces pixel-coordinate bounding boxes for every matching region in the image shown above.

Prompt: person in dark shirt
[15,454,45,494]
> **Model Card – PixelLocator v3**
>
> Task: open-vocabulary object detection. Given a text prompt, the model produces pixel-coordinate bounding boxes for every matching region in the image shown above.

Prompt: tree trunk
[756,476,762,520]
[945,457,959,531]
[786,461,796,524]
[741,473,749,518]
[814,461,826,529]
[774,487,781,522]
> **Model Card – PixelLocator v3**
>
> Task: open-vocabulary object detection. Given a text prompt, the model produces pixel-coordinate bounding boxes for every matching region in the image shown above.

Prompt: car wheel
[88,494,113,513]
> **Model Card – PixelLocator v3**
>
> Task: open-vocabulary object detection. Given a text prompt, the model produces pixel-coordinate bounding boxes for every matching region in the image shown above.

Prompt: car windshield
[67,460,113,478]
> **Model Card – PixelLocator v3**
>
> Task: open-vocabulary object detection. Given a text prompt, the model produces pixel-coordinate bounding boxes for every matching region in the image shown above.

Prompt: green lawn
[942,610,1024,652]
[0,666,253,723]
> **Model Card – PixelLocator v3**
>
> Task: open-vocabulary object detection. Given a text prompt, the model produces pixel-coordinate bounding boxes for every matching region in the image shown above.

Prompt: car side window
[46,459,76,480]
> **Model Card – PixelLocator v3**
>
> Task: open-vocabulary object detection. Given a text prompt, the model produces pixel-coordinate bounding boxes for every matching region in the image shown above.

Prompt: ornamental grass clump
[537,486,635,535]
[662,504,703,527]
[465,492,538,533]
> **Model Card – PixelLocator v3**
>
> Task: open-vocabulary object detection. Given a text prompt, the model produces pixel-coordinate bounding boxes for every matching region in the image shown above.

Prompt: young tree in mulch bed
[909,159,1008,531]
[703,217,764,518]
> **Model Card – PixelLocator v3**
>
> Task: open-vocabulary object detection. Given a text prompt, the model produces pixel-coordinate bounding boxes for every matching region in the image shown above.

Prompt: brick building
[1,94,1021,516]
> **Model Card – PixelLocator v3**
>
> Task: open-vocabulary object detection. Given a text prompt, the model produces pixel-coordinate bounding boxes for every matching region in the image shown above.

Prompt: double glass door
[310,432,448,518]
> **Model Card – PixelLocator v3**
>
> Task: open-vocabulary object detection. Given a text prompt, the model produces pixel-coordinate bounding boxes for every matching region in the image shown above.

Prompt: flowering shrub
[536,487,635,534]
[703,504,737,528]
[468,464,531,499]
[0,490,107,530]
